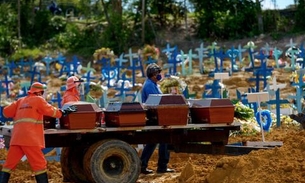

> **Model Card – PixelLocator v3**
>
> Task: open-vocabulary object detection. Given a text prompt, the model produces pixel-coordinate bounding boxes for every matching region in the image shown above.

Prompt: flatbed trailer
[0,122,240,183]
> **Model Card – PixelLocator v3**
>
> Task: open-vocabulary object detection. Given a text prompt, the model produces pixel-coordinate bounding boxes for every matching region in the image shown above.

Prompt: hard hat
[66,76,83,90]
[28,82,46,94]
[146,63,162,78]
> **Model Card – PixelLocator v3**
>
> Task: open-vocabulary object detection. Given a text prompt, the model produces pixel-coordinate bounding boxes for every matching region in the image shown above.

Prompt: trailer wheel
[83,139,140,183]
[61,146,89,183]
[60,147,73,182]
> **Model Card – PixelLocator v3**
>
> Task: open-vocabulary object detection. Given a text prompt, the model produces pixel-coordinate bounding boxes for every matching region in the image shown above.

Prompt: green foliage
[294,0,305,31]
[190,0,258,40]
[0,0,304,60]
[234,101,254,120]
[10,48,44,61]
[0,3,17,56]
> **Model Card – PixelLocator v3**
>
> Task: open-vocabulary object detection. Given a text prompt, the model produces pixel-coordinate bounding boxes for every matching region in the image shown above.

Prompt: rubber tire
[83,139,141,183]
[60,146,89,183]
[60,147,73,182]
[255,110,272,131]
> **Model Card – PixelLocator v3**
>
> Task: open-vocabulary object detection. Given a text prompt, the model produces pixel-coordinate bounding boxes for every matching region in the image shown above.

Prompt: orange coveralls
[61,88,80,106]
[2,94,62,175]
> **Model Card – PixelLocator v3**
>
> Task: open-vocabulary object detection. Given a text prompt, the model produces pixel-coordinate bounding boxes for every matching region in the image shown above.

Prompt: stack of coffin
[143,94,189,126]
[104,102,146,127]
[188,98,235,124]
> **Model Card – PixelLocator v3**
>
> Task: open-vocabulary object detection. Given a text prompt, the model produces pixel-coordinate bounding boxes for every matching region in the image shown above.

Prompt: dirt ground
[1,34,305,183]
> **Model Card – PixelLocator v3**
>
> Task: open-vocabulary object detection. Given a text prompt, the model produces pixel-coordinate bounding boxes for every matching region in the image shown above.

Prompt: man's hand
[61,105,77,116]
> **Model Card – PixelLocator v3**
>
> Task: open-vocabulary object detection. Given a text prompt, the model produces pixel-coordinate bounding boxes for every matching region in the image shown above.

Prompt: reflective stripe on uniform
[52,107,57,117]
[35,169,47,175]
[14,118,43,124]
[1,168,11,173]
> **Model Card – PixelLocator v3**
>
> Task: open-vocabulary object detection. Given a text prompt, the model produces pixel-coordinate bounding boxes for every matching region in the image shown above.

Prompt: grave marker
[195,43,208,74]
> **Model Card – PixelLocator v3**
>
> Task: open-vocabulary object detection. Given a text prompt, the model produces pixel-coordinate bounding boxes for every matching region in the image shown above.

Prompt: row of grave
[1,39,305,80]
[1,67,305,127]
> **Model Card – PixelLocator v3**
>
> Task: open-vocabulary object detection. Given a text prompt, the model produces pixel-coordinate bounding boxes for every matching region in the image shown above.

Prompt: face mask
[156,74,162,81]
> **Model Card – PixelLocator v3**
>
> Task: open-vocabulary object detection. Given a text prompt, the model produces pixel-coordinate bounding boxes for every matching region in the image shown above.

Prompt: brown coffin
[60,102,103,129]
[188,99,234,124]
[43,116,57,129]
[104,102,146,127]
[143,94,189,126]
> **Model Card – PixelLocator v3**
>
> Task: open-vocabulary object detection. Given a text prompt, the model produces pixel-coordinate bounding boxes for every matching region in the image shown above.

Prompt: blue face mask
[156,74,162,81]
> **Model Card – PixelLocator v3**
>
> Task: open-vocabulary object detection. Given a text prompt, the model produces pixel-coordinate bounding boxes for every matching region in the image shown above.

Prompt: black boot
[35,172,49,183]
[0,171,10,183]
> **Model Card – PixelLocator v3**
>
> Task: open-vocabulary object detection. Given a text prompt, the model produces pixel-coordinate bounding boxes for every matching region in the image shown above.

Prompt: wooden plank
[246,141,283,147]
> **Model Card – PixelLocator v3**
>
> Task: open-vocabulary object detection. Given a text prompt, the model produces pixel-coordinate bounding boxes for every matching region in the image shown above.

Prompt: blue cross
[237,44,246,63]
[195,43,208,74]
[42,55,55,76]
[266,88,289,127]
[115,54,129,80]
[254,50,269,66]
[99,58,117,88]
[272,47,283,68]
[82,62,96,74]
[82,71,96,97]
[226,46,239,73]
[2,75,13,98]
[208,49,226,76]
[297,43,305,68]
[166,46,180,75]
[50,91,62,108]
[285,38,297,48]
[127,57,145,86]
[29,66,42,84]
[56,52,66,65]
[249,61,273,92]
[114,74,136,102]
[203,80,221,98]
[179,50,188,76]
[16,58,26,75]
[59,60,72,77]
[124,48,138,67]
[288,69,305,113]
[161,43,176,54]
[3,60,17,77]
[71,55,81,74]
[261,43,272,57]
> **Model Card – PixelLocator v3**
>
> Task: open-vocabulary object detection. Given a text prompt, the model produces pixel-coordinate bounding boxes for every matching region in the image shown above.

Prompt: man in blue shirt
[140,63,175,174]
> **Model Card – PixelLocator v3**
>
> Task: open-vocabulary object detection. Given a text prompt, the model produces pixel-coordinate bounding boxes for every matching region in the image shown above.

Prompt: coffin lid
[188,98,233,108]
[105,102,144,112]
[144,94,188,106]
[62,101,103,113]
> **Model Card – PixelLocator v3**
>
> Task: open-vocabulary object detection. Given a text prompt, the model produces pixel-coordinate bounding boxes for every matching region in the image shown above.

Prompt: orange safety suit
[2,93,62,175]
[61,87,80,106]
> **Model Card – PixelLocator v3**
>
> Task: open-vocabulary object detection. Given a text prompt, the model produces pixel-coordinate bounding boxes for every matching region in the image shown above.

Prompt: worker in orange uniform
[60,75,83,182]
[61,75,84,106]
[0,82,77,183]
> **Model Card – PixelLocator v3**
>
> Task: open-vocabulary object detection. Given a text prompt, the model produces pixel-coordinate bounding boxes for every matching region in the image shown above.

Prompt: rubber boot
[35,172,49,183]
[0,171,10,183]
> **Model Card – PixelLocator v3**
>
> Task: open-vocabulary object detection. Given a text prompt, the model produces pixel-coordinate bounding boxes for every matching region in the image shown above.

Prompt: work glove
[61,105,77,117]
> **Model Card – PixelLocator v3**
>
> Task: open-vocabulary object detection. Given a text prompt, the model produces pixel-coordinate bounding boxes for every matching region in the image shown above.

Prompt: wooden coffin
[60,102,103,129]
[188,99,234,124]
[43,116,57,129]
[143,94,189,126]
[104,102,146,127]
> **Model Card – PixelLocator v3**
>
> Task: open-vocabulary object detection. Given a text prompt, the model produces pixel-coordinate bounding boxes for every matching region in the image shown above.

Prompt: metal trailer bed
[0,122,241,183]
